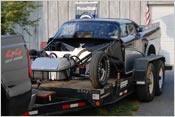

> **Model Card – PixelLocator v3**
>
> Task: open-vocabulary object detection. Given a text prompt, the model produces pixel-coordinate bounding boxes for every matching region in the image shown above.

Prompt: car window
[127,24,137,35]
[54,21,119,39]
[120,24,128,37]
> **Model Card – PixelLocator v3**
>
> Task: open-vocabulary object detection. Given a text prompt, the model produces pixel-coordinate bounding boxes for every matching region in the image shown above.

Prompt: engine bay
[31,38,124,83]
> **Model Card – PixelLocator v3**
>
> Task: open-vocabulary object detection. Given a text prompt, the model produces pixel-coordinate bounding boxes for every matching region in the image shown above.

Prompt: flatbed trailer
[27,77,133,115]
[23,55,166,116]
[26,18,167,115]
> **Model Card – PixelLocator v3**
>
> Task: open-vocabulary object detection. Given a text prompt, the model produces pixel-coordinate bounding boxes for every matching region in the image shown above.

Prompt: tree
[1,1,40,35]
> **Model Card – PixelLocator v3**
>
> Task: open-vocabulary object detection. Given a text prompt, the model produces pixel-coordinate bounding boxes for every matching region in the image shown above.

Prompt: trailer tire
[89,51,110,89]
[137,63,156,102]
[155,60,165,96]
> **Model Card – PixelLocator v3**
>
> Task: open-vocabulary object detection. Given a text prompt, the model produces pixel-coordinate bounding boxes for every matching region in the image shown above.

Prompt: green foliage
[1,1,40,35]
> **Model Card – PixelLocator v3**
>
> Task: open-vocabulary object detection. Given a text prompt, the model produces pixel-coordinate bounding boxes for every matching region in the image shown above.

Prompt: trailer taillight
[22,112,29,116]
[95,101,100,106]
[27,49,33,78]
[62,102,87,110]
[22,110,38,116]
[78,102,86,106]
[62,104,70,109]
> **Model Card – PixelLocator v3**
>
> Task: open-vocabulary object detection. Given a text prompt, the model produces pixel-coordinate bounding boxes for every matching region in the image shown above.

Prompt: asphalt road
[134,70,174,116]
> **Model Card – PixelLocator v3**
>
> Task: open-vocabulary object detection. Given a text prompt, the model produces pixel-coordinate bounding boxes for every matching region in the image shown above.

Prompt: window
[120,24,128,37]
[54,21,119,39]
[127,24,137,35]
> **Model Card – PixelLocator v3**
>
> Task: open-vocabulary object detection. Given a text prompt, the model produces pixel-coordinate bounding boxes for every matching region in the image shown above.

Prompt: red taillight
[78,102,86,107]
[22,112,29,116]
[62,104,70,109]
[27,49,33,78]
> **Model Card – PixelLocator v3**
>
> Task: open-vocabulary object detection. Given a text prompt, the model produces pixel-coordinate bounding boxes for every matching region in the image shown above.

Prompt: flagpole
[146,1,151,29]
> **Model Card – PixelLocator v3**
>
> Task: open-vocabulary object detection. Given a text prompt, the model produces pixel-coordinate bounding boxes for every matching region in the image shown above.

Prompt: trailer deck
[29,77,134,116]
[32,78,116,90]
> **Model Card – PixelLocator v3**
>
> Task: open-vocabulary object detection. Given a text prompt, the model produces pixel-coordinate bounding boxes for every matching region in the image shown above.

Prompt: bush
[1,1,40,35]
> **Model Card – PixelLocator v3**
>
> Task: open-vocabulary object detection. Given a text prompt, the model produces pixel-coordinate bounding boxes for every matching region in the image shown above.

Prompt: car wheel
[89,51,110,89]
[155,60,165,96]
[137,63,156,102]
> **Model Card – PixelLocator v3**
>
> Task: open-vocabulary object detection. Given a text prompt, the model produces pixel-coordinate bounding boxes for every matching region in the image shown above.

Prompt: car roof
[67,18,133,24]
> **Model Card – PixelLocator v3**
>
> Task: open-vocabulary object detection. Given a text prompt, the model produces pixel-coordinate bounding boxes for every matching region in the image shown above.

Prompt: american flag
[146,2,151,26]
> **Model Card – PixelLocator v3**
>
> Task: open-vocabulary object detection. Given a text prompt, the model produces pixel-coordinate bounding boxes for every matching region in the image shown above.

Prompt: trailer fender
[133,55,165,85]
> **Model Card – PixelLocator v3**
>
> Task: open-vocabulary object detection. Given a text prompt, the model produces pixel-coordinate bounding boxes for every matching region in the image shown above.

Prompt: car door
[121,23,140,50]
[127,23,144,53]
[120,23,144,73]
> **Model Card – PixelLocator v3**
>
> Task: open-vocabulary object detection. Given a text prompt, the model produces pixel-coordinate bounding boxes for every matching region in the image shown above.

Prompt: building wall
[150,3,174,64]
[15,1,174,64]
[19,1,147,49]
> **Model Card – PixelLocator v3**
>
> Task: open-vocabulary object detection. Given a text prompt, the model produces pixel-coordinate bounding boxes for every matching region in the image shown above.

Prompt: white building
[15,1,175,65]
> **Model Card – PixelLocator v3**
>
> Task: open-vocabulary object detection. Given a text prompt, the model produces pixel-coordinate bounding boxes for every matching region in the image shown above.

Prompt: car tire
[137,63,156,102]
[155,60,165,96]
[89,51,110,89]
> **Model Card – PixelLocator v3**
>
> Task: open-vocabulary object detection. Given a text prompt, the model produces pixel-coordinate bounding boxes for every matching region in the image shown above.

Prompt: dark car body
[26,19,165,115]
[1,35,32,115]
[47,18,160,54]
[44,18,160,72]
[31,18,160,88]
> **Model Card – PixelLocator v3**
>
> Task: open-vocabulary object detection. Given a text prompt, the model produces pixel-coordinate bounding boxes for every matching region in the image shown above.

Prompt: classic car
[31,18,160,89]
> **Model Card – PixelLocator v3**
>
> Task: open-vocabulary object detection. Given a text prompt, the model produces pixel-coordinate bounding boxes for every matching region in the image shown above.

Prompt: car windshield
[54,21,119,39]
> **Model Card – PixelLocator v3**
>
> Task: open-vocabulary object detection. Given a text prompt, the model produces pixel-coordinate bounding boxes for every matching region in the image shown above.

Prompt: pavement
[134,70,174,116]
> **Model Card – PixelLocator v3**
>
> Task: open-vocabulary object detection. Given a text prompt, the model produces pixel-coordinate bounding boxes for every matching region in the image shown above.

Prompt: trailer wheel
[89,51,110,89]
[137,63,156,102]
[155,60,165,96]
